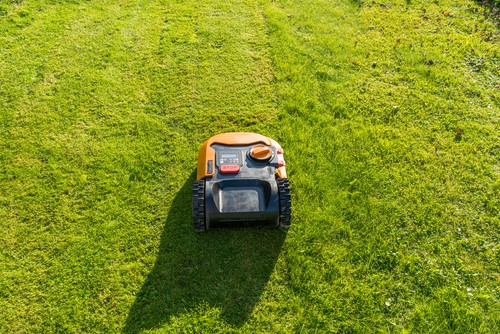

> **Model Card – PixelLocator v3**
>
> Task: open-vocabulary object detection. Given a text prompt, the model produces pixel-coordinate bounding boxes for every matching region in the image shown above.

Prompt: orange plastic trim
[197,132,287,179]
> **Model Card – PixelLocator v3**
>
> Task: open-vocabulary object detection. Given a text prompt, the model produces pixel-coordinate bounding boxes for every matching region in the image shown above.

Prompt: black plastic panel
[204,144,280,226]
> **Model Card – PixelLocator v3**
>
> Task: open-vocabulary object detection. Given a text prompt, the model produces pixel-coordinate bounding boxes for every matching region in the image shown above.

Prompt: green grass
[0,0,498,332]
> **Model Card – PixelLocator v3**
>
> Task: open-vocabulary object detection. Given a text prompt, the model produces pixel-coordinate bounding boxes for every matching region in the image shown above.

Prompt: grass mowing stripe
[1,1,177,332]
[263,0,499,332]
[1,0,280,332]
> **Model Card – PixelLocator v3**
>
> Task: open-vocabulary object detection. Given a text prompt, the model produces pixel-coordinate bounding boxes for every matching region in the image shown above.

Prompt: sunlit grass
[1,0,498,332]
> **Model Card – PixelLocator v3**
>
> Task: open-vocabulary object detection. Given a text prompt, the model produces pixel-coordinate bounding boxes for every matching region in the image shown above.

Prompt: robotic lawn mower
[193,132,291,232]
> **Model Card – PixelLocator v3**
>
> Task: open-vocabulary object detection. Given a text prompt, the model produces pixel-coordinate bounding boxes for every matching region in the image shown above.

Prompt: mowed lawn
[0,0,498,333]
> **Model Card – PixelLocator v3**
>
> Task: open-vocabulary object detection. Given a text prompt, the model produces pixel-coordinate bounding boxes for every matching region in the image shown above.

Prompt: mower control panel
[217,151,242,166]
[212,144,281,177]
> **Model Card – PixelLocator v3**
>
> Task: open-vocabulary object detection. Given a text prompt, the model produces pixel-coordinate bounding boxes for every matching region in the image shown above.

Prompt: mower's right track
[277,178,292,229]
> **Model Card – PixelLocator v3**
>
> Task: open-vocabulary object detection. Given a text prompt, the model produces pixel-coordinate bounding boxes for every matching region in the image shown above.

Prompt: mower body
[193,132,291,232]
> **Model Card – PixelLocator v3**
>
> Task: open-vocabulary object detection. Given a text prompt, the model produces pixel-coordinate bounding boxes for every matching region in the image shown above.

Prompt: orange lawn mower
[193,132,291,232]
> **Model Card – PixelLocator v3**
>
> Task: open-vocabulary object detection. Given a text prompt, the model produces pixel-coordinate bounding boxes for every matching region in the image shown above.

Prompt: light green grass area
[0,0,498,332]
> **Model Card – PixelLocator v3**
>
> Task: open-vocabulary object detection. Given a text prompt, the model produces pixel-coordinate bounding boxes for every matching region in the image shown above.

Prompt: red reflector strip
[278,160,286,167]
[219,164,240,174]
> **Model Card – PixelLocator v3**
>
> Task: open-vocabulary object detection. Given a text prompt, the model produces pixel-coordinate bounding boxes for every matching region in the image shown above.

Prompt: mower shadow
[123,172,286,332]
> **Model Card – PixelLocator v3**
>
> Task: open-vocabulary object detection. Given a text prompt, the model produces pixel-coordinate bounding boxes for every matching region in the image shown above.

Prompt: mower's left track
[192,180,206,232]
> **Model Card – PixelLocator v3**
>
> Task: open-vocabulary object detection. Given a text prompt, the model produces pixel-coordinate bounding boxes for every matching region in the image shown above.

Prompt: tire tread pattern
[193,180,206,232]
[277,178,292,229]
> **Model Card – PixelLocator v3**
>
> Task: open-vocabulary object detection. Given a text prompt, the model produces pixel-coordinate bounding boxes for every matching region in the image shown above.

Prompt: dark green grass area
[1,0,499,332]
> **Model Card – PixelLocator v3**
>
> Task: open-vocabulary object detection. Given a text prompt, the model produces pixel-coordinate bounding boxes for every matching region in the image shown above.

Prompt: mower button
[220,164,240,174]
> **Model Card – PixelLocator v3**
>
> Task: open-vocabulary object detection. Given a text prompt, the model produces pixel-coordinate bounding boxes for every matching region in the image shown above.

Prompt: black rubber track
[192,180,207,232]
[277,178,292,229]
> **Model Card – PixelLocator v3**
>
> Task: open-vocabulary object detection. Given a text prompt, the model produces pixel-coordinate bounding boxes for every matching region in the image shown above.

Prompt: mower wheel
[277,178,291,229]
[193,180,207,232]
